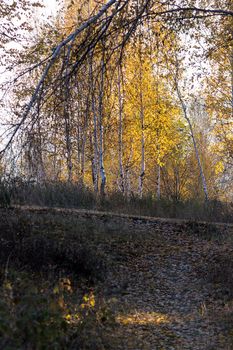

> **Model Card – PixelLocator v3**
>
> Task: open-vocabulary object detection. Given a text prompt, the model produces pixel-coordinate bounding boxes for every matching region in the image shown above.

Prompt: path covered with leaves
[96,218,233,350]
[0,207,232,349]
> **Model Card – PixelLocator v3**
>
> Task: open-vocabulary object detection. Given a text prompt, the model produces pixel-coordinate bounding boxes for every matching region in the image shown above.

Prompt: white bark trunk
[80,76,91,184]
[176,83,209,201]
[92,96,99,193]
[99,125,106,196]
[99,50,106,196]
[36,117,46,183]
[231,50,233,119]
[125,166,130,198]
[90,57,99,193]
[138,45,145,199]
[125,144,133,198]
[117,64,124,193]
[65,119,73,183]
[139,127,145,199]
[157,165,161,200]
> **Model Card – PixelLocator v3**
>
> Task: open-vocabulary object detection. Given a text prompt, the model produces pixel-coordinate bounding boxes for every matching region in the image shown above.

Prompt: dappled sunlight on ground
[116,311,170,325]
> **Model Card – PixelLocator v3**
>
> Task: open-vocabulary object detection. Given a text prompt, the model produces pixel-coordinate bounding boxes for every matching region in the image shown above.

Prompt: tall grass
[0,180,232,223]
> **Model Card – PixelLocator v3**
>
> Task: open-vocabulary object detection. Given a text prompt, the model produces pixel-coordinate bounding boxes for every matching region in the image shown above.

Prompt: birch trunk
[92,95,99,193]
[76,98,82,182]
[99,48,106,196]
[138,111,145,198]
[138,45,145,199]
[117,64,124,193]
[125,143,133,198]
[80,115,88,185]
[156,44,161,200]
[80,72,91,185]
[64,110,73,183]
[157,165,161,200]
[125,166,130,198]
[176,82,209,201]
[63,43,73,183]
[77,120,81,170]
[231,49,233,119]
[35,115,46,182]
[90,56,99,193]
[99,124,106,196]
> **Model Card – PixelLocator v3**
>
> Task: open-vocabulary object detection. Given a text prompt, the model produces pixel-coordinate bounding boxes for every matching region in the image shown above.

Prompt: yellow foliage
[215,161,224,175]
[82,291,96,308]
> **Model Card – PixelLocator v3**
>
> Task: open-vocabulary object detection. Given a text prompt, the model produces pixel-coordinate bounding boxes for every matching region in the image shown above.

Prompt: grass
[0,207,233,348]
[0,208,123,349]
[1,180,232,223]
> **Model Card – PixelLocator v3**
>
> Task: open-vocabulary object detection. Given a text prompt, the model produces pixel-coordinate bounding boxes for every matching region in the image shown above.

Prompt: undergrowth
[0,207,232,348]
[0,180,232,223]
[0,209,121,349]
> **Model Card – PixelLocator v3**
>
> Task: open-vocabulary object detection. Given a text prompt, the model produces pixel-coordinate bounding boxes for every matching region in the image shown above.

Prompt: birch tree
[174,60,209,201]
[1,0,233,201]
[117,63,125,193]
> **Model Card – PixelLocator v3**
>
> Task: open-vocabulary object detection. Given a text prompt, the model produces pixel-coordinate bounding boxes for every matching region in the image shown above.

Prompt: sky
[0,1,210,121]
[0,0,59,145]
[43,0,60,17]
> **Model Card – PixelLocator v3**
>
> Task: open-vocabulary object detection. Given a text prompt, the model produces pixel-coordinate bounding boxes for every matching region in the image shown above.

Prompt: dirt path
[101,221,232,350]
[17,204,233,228]
[9,206,233,349]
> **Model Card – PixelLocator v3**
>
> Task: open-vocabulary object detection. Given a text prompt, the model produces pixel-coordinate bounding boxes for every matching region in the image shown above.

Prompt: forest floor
[0,207,233,349]
[102,218,233,350]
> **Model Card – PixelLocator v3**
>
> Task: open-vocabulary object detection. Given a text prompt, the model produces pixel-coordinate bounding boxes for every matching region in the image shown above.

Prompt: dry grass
[0,206,233,349]
[1,180,232,222]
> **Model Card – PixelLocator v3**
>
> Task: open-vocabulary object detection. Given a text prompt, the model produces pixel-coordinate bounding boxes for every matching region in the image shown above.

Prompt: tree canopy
[0,0,232,200]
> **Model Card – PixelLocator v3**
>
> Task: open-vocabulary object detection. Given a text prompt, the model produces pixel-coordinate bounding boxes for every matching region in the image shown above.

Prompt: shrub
[0,272,115,350]
[0,181,11,208]
[6,180,233,222]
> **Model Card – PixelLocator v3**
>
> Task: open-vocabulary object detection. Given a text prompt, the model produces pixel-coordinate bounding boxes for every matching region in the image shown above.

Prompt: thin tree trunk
[35,113,46,183]
[117,64,124,193]
[77,120,81,170]
[155,37,161,200]
[64,110,73,183]
[157,165,161,199]
[231,49,233,119]
[138,114,145,198]
[99,47,106,196]
[99,124,106,196]
[89,133,97,189]
[125,143,133,198]
[90,56,99,193]
[80,70,91,185]
[63,45,73,183]
[138,43,145,199]
[77,105,82,181]
[125,166,130,197]
[175,80,209,201]
[80,120,88,185]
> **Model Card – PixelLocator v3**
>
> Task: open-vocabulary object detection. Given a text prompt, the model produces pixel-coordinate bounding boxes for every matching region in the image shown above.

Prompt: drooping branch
[153,6,233,17]
[0,0,120,154]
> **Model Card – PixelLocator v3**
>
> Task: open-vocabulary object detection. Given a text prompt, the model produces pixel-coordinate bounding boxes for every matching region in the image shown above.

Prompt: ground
[103,219,233,349]
[0,207,233,349]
